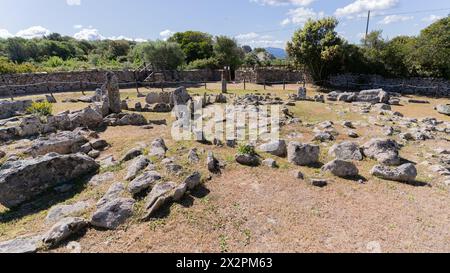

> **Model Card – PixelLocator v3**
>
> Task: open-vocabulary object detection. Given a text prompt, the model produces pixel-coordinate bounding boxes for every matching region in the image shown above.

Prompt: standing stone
[221,70,227,93]
[104,72,121,114]
[297,87,307,100]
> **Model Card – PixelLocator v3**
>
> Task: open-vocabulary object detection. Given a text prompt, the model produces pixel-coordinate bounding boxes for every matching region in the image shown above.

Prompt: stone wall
[235,68,304,83]
[0,69,222,98]
[328,73,450,97]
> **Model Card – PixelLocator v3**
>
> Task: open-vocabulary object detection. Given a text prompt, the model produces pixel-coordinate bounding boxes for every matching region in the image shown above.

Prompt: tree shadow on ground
[0,174,96,224]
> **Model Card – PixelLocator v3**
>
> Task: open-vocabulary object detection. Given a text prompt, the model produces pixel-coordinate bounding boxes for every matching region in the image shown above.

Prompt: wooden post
[264,80,266,90]
[80,81,85,95]
[283,80,286,91]
[244,78,246,90]
[161,81,164,92]
[204,81,207,90]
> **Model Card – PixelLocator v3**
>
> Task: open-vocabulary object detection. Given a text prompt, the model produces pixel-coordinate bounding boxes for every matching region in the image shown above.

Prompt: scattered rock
[125,156,150,181]
[257,140,287,157]
[97,182,125,208]
[46,201,92,224]
[310,179,328,188]
[207,152,221,173]
[322,159,359,178]
[262,158,277,168]
[0,235,42,253]
[120,147,143,162]
[235,154,260,167]
[90,139,108,150]
[313,131,334,142]
[150,138,167,159]
[42,217,88,248]
[128,171,162,195]
[91,198,135,230]
[288,142,320,166]
[183,172,202,190]
[436,104,450,116]
[362,139,401,166]
[371,163,417,183]
[294,171,304,180]
[0,150,6,159]
[329,141,363,161]
[142,182,178,219]
[187,148,200,164]
[88,172,115,187]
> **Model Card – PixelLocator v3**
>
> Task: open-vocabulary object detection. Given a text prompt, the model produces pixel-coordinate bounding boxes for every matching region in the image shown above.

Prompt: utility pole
[365,10,371,45]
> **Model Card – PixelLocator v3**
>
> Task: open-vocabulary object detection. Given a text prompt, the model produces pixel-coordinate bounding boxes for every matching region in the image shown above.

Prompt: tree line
[0,16,448,82]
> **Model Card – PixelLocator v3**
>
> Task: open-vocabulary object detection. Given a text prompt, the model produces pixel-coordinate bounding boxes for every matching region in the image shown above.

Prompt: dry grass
[0,84,449,253]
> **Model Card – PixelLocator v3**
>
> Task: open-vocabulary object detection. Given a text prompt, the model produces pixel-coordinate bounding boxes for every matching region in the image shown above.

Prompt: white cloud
[74,28,104,41]
[421,14,444,22]
[0,29,13,39]
[235,32,285,48]
[281,7,325,26]
[16,26,51,39]
[73,24,83,29]
[251,0,315,6]
[159,29,175,40]
[378,15,413,25]
[66,0,81,6]
[335,0,398,17]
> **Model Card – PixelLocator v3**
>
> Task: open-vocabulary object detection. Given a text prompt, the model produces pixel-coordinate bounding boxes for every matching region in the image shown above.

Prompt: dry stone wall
[235,68,304,83]
[328,74,450,97]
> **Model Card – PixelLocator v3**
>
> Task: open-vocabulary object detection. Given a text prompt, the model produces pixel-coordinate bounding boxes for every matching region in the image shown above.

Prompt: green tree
[287,17,343,82]
[415,16,450,78]
[213,36,244,71]
[169,31,214,64]
[136,40,185,71]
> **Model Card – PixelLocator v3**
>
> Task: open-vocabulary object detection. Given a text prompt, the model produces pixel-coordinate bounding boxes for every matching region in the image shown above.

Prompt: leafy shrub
[27,101,53,116]
[237,144,256,156]
[0,57,38,74]
[186,57,219,69]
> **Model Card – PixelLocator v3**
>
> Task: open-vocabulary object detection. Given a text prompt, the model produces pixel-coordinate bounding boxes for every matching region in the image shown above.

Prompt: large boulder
[288,142,320,166]
[322,159,359,178]
[17,116,43,137]
[69,107,104,129]
[0,100,32,119]
[25,131,88,157]
[257,140,287,157]
[329,142,363,161]
[370,163,417,183]
[436,104,450,116]
[362,139,401,166]
[0,153,99,208]
[117,113,148,126]
[356,89,390,104]
[171,86,192,106]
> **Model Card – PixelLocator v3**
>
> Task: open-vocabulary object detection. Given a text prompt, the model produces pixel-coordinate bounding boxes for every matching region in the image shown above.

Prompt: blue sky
[0,0,448,48]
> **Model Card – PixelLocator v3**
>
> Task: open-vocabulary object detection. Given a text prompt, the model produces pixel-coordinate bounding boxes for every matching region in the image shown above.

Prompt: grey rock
[105,72,121,114]
[329,142,363,161]
[235,154,260,167]
[91,198,135,230]
[42,217,88,247]
[322,159,359,178]
[262,158,277,168]
[142,182,177,220]
[88,172,115,187]
[150,138,167,158]
[187,148,200,164]
[294,171,304,180]
[0,153,99,208]
[121,147,143,162]
[88,150,100,159]
[0,100,32,119]
[128,171,162,195]
[313,132,334,142]
[117,113,147,126]
[0,235,42,253]
[310,179,328,188]
[207,152,221,173]
[183,172,202,190]
[371,163,417,183]
[436,104,450,116]
[80,143,93,154]
[362,139,401,166]
[0,150,6,159]
[69,107,104,129]
[125,156,150,181]
[46,201,91,224]
[288,142,320,166]
[166,163,183,174]
[26,132,89,157]
[97,182,125,208]
[258,140,287,157]
[90,139,108,150]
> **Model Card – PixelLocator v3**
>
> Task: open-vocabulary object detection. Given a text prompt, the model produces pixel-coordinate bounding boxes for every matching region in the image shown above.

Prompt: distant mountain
[265,47,287,59]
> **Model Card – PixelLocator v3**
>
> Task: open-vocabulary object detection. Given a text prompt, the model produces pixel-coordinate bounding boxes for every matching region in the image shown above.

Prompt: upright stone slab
[104,72,121,114]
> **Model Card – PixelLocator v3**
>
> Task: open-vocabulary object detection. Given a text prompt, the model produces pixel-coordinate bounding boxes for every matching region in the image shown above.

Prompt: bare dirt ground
[0,84,449,253]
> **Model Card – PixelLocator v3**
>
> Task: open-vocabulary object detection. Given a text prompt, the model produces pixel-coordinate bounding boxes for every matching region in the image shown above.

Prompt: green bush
[0,57,38,74]
[27,101,53,116]
[237,144,256,156]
